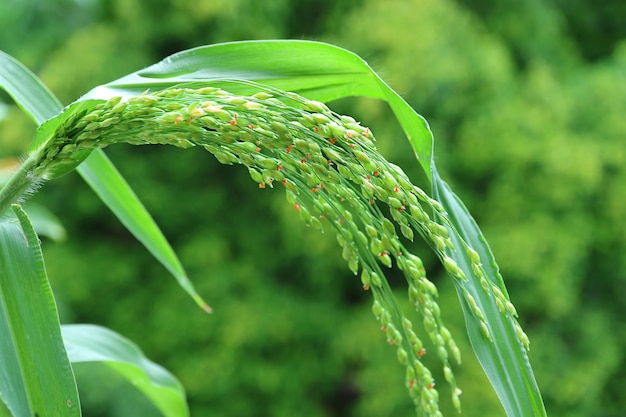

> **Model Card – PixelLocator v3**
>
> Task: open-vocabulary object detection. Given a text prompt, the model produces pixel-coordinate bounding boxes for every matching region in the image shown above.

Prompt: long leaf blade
[62,324,188,417]
[0,205,80,417]
[82,40,435,175]
[85,40,382,101]
[0,51,206,312]
[432,171,546,416]
[0,50,61,124]
[77,151,211,313]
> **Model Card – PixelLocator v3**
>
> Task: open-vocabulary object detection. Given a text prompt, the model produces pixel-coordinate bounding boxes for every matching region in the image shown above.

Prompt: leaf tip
[193,294,213,314]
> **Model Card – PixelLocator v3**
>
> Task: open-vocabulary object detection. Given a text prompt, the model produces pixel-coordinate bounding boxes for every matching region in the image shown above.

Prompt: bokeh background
[1,0,625,416]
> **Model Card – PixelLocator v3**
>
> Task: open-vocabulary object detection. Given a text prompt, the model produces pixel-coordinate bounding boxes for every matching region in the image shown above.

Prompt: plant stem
[0,153,40,217]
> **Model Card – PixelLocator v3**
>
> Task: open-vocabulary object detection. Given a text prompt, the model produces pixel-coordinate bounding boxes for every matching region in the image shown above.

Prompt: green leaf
[432,169,546,416]
[85,40,544,415]
[0,50,62,124]
[83,40,434,178]
[77,151,211,313]
[0,51,206,312]
[0,205,80,417]
[22,202,67,242]
[62,324,188,417]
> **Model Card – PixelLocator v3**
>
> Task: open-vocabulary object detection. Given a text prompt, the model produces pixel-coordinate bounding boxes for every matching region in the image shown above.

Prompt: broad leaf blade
[62,324,188,417]
[85,40,382,101]
[82,40,435,176]
[0,51,205,311]
[0,205,80,417]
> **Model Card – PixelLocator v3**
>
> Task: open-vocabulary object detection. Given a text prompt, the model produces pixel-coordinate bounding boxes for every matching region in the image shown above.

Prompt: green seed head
[27,85,471,417]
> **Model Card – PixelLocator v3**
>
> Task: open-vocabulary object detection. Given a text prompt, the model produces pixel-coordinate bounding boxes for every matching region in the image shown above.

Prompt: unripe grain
[25,85,504,417]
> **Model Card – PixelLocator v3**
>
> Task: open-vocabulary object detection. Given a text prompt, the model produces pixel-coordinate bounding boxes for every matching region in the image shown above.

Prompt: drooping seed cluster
[32,86,529,416]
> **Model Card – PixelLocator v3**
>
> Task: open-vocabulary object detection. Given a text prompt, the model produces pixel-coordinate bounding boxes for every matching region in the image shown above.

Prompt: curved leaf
[77,151,211,313]
[83,40,434,178]
[62,324,188,417]
[0,51,207,312]
[0,205,80,417]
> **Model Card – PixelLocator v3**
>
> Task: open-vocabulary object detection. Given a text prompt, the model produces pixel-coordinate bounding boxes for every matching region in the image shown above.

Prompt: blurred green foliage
[1,0,624,416]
